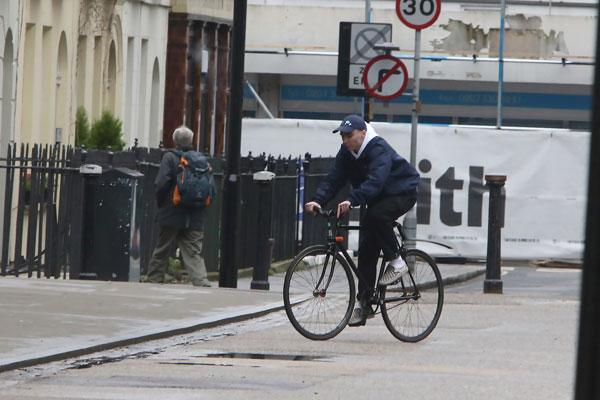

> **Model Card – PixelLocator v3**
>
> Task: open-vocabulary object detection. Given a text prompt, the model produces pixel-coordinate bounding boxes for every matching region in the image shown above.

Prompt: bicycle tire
[381,249,444,342]
[283,245,356,340]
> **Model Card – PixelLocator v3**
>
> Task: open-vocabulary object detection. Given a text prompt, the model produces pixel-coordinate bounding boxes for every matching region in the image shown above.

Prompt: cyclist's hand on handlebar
[337,200,352,218]
[304,201,322,215]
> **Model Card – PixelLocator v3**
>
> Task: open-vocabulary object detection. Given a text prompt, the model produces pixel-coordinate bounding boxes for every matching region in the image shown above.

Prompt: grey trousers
[146,226,209,285]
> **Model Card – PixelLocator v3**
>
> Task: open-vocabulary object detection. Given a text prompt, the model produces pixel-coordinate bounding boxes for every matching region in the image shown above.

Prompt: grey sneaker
[378,263,409,286]
[348,304,375,327]
[194,278,212,288]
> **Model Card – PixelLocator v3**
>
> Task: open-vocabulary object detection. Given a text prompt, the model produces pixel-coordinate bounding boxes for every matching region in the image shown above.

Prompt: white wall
[0,0,20,146]
[0,0,21,249]
[120,0,169,148]
[13,0,84,145]
[245,0,597,86]
[241,118,589,260]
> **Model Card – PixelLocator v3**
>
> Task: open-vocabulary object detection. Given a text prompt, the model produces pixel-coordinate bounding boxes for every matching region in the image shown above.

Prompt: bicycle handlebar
[314,207,336,218]
[312,207,406,236]
[312,208,361,230]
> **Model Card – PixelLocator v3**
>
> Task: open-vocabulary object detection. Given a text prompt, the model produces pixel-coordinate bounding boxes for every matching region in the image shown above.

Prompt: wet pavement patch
[158,362,241,368]
[198,353,329,362]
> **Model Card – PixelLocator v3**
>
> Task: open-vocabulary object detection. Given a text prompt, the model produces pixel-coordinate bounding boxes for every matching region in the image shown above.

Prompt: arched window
[105,40,117,114]
[55,32,68,144]
[1,29,14,143]
[149,58,160,147]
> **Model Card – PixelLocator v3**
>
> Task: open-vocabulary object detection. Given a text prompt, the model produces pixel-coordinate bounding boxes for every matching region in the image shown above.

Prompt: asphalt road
[0,266,582,400]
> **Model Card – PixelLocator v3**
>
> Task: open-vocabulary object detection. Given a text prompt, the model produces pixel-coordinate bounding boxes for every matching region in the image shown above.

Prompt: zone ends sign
[337,22,392,97]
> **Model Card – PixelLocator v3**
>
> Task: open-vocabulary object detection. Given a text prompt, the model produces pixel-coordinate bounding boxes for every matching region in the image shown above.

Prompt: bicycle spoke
[284,246,355,340]
[381,249,444,342]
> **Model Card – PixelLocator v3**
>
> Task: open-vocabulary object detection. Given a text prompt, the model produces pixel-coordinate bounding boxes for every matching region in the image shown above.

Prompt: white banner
[242,119,590,260]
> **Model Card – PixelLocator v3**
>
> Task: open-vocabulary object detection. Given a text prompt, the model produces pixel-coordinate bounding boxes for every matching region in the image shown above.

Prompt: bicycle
[283,208,444,342]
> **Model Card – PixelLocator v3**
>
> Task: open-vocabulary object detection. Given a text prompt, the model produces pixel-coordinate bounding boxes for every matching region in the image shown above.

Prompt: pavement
[0,263,485,373]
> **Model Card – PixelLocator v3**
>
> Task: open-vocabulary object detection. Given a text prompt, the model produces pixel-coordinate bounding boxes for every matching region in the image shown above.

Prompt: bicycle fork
[313,247,337,297]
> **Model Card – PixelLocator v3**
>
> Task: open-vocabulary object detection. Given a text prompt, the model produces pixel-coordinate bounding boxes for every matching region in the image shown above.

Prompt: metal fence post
[1,143,15,276]
[251,170,275,290]
[484,174,507,294]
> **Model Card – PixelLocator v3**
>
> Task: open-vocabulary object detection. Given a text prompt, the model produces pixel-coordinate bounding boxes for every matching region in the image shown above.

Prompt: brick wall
[162,15,189,148]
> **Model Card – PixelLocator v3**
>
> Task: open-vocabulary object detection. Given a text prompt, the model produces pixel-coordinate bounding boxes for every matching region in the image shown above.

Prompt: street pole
[496,0,506,129]
[362,0,371,120]
[403,29,421,248]
[483,175,506,294]
[409,30,421,170]
[574,0,600,394]
[219,0,247,288]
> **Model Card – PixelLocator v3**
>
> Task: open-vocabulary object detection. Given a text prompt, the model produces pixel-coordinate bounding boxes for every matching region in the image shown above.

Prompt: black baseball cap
[332,114,367,134]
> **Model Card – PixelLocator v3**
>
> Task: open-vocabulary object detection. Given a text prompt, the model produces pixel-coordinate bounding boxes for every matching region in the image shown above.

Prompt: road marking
[501,267,514,276]
[536,268,581,274]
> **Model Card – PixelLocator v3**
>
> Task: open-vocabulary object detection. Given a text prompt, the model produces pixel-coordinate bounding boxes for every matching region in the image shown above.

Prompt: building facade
[120,0,170,147]
[14,0,78,145]
[244,0,596,129]
[0,0,20,152]
[0,0,22,247]
[11,0,169,148]
[162,0,233,153]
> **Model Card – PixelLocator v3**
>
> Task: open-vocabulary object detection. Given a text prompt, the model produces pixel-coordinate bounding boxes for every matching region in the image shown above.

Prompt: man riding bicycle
[305,114,420,327]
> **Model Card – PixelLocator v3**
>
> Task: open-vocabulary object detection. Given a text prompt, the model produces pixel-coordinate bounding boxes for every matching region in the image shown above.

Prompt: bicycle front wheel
[381,249,444,342]
[283,245,356,340]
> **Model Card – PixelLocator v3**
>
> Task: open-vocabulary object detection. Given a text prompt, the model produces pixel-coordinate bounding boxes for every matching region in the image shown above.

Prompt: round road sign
[362,55,409,101]
[396,0,441,30]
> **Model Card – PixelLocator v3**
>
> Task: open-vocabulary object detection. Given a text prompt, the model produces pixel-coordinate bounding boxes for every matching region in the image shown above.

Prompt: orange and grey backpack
[171,150,215,208]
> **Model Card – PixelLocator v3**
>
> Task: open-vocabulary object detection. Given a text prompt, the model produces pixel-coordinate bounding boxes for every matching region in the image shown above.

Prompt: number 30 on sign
[396,0,441,30]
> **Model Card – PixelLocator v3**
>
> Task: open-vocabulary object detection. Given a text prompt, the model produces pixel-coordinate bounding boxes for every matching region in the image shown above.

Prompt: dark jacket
[312,136,419,207]
[155,148,204,230]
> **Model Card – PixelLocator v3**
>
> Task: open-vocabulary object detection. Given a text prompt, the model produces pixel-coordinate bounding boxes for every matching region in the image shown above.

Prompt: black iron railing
[0,144,338,280]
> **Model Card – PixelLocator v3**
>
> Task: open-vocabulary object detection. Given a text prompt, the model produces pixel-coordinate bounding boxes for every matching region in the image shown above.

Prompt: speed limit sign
[396,0,441,30]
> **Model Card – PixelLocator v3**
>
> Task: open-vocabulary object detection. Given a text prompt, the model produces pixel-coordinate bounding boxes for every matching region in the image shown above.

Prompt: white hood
[352,123,379,159]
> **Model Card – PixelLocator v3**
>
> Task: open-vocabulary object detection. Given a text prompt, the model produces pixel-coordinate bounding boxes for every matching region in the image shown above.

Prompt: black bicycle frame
[317,214,420,307]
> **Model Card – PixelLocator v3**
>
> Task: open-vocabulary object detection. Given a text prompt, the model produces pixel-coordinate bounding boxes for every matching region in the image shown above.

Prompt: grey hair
[172,126,194,148]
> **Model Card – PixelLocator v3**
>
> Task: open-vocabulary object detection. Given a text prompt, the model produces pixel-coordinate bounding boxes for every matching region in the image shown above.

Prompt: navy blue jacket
[312,136,419,207]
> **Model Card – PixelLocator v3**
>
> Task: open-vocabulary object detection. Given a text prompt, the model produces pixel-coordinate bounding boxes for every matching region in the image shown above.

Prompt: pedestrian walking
[146,126,212,287]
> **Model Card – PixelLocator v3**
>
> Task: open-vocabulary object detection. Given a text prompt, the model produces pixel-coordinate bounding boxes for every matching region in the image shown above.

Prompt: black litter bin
[80,167,144,281]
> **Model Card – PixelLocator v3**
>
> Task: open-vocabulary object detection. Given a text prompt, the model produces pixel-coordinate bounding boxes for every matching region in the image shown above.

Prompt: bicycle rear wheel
[283,245,355,340]
[381,249,444,342]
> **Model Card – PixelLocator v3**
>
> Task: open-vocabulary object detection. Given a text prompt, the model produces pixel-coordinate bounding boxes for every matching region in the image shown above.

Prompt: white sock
[389,256,407,272]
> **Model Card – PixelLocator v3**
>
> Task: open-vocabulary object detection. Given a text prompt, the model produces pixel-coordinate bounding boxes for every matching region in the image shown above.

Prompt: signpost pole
[362,0,372,120]
[574,0,600,393]
[395,0,441,247]
[219,0,247,288]
[403,29,421,248]
[496,0,506,129]
[409,30,421,168]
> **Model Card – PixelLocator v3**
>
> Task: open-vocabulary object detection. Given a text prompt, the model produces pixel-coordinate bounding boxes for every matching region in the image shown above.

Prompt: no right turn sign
[362,55,409,101]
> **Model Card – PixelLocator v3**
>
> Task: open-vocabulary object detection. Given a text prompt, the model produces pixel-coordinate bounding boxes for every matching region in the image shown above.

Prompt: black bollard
[484,174,507,294]
[251,170,275,290]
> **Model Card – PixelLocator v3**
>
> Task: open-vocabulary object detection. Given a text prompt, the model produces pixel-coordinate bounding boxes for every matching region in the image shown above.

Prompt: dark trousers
[357,194,417,302]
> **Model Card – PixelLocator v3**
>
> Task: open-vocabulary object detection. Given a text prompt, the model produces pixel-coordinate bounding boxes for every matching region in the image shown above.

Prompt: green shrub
[75,106,90,147]
[88,111,125,151]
